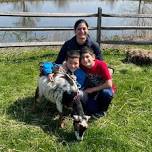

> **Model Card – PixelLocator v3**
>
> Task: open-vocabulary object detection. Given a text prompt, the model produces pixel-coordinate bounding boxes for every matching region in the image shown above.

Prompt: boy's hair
[81,46,94,56]
[66,50,80,60]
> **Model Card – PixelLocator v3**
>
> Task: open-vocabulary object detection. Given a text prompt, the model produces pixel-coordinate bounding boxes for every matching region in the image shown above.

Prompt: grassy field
[0,47,152,152]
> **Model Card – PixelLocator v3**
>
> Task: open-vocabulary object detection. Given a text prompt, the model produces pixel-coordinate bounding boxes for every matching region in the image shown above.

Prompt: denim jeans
[85,88,113,114]
[97,88,113,112]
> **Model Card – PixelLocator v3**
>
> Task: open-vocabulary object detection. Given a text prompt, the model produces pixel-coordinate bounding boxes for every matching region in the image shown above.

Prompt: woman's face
[75,23,88,42]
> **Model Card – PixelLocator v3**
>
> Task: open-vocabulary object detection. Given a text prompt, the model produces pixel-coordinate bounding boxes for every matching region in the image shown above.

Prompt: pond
[0,0,152,43]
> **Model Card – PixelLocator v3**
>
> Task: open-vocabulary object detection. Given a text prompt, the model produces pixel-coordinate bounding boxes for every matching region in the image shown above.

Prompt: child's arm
[47,63,63,81]
[84,79,112,94]
[48,73,55,81]
[40,62,59,81]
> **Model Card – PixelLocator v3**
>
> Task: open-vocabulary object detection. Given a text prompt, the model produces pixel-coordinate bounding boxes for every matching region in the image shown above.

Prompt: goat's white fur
[36,73,91,141]
[73,115,90,141]
[75,131,83,141]
[37,73,78,113]
[73,115,90,128]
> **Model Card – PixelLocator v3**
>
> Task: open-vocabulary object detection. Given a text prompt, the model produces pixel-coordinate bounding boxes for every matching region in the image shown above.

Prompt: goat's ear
[73,115,79,121]
[84,115,91,121]
[73,115,82,121]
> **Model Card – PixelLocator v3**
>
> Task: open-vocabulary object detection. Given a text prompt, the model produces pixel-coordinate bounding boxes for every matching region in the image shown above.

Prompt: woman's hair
[66,50,80,60]
[74,19,89,30]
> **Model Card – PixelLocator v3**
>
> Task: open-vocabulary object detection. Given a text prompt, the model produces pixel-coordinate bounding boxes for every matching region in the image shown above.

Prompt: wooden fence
[0,7,152,48]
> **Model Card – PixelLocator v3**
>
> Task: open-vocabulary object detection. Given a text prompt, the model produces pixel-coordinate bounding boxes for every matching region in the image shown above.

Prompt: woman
[55,19,103,64]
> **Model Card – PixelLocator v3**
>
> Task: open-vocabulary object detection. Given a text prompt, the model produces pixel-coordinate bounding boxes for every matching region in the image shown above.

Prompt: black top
[55,36,103,64]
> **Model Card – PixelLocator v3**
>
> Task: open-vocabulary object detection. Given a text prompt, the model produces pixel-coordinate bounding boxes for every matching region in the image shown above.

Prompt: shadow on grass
[7,96,76,143]
[6,97,132,149]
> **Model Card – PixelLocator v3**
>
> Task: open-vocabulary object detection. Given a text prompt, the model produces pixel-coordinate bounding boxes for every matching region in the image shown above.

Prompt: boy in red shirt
[80,46,115,118]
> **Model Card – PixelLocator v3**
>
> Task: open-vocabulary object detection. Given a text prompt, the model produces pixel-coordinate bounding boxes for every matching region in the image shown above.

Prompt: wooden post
[96,7,102,46]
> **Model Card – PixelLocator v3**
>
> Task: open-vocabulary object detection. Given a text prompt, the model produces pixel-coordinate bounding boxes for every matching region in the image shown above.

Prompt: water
[0,0,152,43]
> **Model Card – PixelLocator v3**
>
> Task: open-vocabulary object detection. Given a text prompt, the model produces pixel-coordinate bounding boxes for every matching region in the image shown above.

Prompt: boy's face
[66,57,79,72]
[81,53,95,68]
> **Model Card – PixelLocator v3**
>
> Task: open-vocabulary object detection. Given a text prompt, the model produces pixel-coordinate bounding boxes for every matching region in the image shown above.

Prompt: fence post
[96,7,102,46]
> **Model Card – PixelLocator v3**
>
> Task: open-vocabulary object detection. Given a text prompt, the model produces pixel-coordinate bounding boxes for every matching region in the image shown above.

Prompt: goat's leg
[59,113,66,128]
[72,90,88,116]
[32,87,42,112]
[72,98,85,117]
[56,100,66,128]
[56,99,63,114]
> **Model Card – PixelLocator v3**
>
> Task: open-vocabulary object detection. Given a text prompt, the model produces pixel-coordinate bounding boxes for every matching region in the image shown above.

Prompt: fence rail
[0,12,97,17]
[0,26,152,31]
[1,12,152,18]
[0,7,152,48]
[0,27,97,31]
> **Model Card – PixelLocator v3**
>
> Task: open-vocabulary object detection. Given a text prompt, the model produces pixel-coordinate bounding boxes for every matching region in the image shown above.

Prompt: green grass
[0,48,152,152]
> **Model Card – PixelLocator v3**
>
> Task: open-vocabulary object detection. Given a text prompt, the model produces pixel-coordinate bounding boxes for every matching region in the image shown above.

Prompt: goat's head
[73,115,90,141]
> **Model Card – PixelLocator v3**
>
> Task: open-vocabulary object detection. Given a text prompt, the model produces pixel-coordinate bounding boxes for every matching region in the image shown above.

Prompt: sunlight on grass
[0,48,152,152]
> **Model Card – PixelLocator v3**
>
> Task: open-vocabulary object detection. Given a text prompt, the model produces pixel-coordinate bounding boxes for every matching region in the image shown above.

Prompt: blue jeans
[97,88,113,112]
[86,88,113,114]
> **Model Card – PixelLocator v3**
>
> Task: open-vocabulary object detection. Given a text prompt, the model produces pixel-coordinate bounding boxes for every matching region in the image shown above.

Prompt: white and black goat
[33,71,90,140]
[73,115,90,141]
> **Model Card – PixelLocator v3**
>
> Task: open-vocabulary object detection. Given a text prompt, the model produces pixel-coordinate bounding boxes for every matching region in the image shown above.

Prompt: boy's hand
[84,88,95,94]
[48,73,54,81]
[108,68,114,77]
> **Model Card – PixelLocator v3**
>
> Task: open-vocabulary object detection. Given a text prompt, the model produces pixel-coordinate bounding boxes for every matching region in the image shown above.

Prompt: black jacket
[55,36,103,64]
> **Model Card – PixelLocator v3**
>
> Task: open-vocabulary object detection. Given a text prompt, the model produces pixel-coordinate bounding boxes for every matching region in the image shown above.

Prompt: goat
[73,115,90,141]
[33,71,90,140]
[33,70,78,125]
